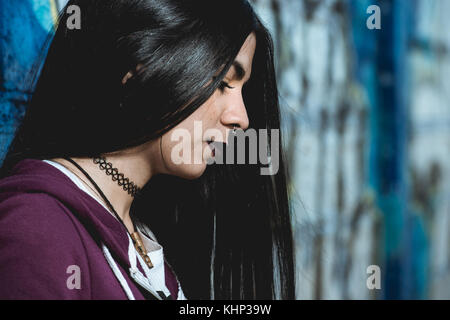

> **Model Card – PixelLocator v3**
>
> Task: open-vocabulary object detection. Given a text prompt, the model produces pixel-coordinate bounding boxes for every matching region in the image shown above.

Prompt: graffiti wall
[250,0,450,299]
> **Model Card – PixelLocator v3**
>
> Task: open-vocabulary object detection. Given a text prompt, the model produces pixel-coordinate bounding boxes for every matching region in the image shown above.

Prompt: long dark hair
[1,0,295,299]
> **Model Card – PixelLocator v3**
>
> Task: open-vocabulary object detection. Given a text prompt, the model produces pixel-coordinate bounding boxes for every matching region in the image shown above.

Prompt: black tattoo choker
[93,157,141,197]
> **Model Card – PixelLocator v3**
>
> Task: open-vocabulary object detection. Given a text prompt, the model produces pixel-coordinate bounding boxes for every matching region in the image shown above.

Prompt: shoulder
[0,192,80,242]
[0,193,91,299]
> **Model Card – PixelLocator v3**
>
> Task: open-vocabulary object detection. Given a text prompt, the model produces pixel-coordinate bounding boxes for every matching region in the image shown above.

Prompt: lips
[205,139,225,159]
[206,140,215,157]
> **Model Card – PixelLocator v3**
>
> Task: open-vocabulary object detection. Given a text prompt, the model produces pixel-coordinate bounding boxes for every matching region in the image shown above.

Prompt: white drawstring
[102,244,136,300]
[101,231,177,300]
[125,233,166,300]
[102,238,163,300]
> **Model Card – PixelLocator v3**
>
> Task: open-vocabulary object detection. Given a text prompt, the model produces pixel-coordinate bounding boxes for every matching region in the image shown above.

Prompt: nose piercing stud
[232,126,238,135]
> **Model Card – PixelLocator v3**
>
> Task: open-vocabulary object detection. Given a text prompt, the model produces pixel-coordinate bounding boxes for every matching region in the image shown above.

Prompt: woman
[0,0,295,300]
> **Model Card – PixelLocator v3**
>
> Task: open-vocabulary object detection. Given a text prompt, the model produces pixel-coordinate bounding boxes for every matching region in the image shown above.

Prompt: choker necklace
[93,157,141,197]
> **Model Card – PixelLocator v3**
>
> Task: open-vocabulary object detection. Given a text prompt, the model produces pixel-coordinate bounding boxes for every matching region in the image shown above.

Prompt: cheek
[160,132,208,179]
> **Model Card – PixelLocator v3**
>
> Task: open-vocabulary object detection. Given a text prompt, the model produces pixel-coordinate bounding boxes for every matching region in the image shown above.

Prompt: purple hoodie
[0,159,180,300]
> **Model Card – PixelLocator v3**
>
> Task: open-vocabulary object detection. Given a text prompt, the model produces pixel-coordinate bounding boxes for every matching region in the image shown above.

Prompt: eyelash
[218,81,234,93]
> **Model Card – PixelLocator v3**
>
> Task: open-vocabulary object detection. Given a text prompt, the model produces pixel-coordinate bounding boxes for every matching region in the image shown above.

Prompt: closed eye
[218,81,234,93]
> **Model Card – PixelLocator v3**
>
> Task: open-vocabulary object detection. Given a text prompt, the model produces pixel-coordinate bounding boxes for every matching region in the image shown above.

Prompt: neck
[52,141,160,233]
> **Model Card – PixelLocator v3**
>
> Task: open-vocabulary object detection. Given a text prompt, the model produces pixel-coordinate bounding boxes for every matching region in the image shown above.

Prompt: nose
[220,89,250,131]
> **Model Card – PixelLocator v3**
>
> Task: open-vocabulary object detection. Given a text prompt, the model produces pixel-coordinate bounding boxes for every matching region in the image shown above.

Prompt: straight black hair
[1,0,295,299]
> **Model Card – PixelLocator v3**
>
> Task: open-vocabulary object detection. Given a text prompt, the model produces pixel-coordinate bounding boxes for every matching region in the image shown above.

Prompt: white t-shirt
[43,160,186,300]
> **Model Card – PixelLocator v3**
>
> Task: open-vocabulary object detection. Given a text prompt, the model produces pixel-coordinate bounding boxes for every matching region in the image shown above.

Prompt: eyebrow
[230,61,248,82]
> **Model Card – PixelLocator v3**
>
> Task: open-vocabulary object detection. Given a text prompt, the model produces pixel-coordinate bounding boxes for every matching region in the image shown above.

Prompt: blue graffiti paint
[0,0,54,162]
[349,0,426,299]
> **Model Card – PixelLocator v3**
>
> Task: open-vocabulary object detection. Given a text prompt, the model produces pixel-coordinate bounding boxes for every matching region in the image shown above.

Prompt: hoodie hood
[0,159,131,269]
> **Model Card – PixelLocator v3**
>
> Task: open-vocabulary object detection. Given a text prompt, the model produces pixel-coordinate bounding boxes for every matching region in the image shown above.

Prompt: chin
[170,163,207,180]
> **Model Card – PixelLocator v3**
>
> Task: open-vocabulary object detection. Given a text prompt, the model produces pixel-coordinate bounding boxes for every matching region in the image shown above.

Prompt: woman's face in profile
[155,32,257,179]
